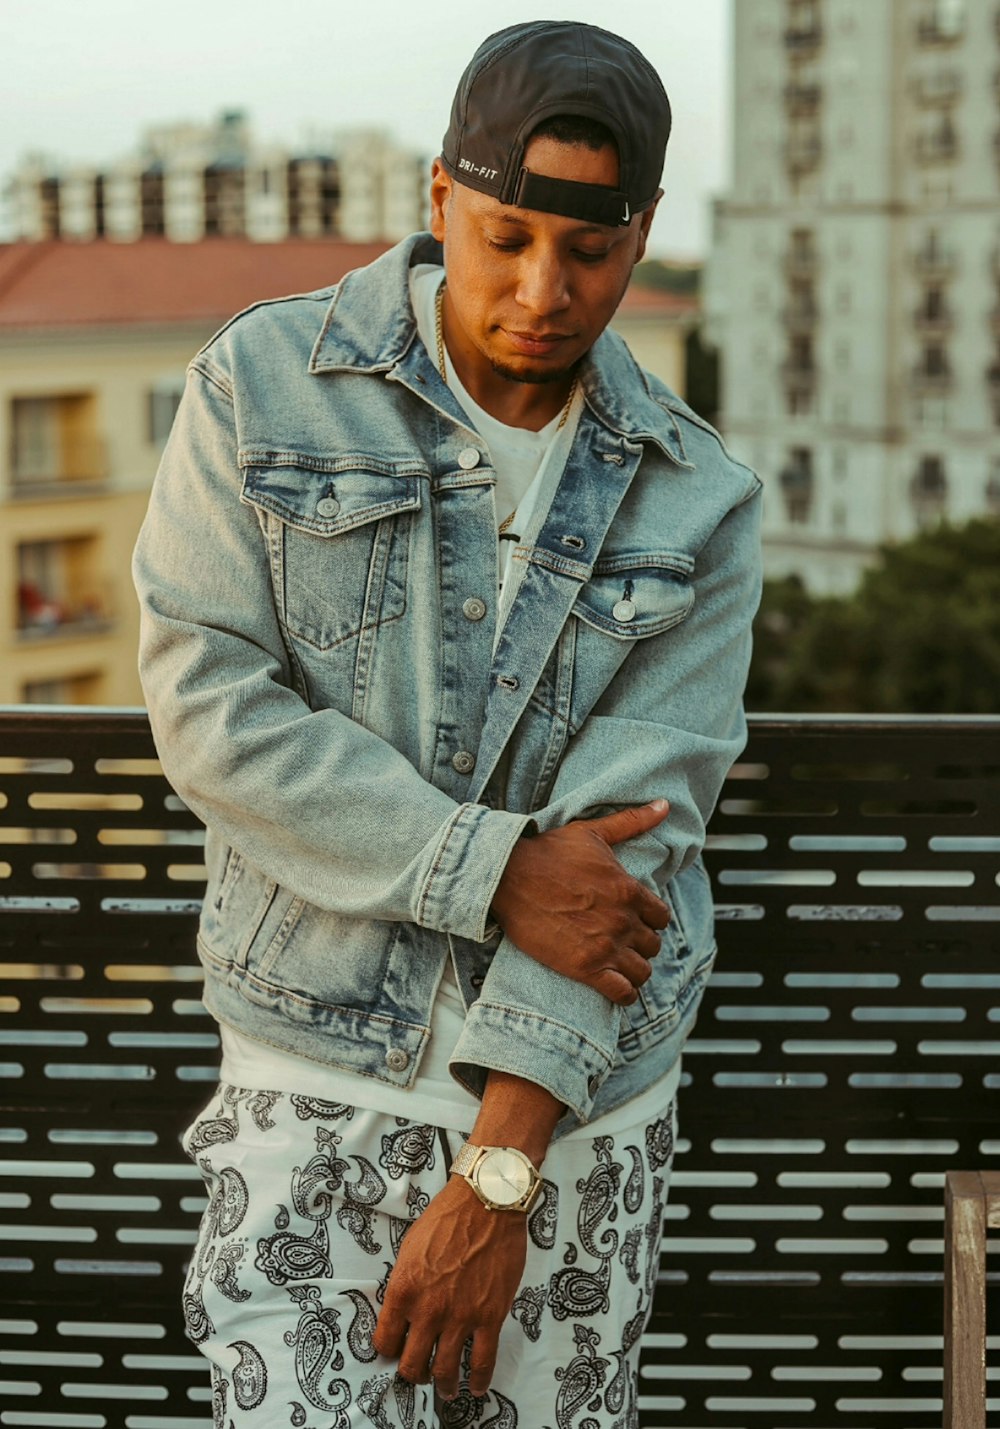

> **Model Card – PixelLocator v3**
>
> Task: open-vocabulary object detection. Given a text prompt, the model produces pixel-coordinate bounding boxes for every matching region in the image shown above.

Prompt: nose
[514,250,571,318]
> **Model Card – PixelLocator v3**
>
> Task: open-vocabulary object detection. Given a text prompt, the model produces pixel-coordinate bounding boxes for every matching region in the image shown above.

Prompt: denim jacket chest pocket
[565,550,696,735]
[240,453,424,652]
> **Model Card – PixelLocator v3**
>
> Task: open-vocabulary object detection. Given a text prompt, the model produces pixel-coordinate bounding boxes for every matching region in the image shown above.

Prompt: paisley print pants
[181,1084,675,1429]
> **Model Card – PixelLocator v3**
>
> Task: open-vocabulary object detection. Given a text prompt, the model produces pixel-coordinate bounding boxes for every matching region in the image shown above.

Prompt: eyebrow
[492,212,616,238]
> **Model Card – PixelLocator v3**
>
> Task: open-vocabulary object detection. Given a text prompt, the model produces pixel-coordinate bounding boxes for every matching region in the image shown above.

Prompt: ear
[633,188,662,265]
[429,158,452,242]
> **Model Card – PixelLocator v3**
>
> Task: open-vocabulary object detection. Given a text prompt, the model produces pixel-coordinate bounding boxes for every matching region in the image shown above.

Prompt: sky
[0,0,731,259]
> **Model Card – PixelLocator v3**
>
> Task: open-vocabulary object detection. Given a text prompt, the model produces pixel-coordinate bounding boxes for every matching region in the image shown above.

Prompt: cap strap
[512,168,633,227]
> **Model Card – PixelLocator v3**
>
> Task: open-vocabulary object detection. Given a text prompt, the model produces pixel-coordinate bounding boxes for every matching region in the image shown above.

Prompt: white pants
[181,1084,676,1428]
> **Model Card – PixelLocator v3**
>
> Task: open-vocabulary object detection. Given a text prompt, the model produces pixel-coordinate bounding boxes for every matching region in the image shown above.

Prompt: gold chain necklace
[434,280,578,431]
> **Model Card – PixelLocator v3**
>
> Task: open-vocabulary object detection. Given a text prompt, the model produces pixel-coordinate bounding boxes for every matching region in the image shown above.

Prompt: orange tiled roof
[0,237,697,330]
[0,237,392,329]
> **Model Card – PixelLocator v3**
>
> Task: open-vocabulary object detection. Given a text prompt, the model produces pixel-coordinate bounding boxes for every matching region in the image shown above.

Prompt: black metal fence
[1,709,999,1426]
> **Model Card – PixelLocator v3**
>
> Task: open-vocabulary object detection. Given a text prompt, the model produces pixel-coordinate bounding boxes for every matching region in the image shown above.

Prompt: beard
[488,354,580,387]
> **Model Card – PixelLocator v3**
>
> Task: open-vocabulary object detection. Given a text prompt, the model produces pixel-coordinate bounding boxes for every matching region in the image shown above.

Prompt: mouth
[503,330,574,357]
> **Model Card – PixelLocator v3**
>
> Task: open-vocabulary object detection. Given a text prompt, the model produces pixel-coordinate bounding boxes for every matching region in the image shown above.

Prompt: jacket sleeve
[132,361,532,940]
[450,477,763,1123]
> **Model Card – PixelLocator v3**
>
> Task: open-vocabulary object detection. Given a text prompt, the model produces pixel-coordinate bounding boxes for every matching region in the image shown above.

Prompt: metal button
[452,750,476,775]
[316,497,341,518]
[462,597,487,622]
[385,1048,410,1073]
[612,598,637,623]
[470,974,485,989]
[457,447,481,471]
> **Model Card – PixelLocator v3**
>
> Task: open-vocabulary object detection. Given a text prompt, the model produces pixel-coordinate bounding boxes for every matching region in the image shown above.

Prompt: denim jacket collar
[308,232,692,470]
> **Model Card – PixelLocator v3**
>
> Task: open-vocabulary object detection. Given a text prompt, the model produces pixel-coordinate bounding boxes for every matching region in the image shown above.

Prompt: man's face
[429,134,658,388]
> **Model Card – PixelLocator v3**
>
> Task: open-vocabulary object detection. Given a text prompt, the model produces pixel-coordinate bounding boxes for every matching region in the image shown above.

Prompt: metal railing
[1,708,999,1426]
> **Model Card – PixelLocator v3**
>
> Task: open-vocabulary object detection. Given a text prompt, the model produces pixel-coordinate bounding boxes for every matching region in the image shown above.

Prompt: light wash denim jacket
[132,232,762,1138]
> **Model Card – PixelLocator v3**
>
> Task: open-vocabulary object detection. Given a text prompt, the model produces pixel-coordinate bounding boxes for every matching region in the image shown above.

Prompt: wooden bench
[944,1170,1000,1428]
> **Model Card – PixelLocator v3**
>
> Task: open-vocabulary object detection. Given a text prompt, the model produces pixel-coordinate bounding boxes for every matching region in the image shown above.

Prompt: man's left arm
[373,1070,559,1400]
[452,475,764,1122]
[375,474,762,1396]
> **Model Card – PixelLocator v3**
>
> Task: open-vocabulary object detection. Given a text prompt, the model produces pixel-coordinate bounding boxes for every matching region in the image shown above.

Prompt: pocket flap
[240,456,423,536]
[573,553,695,639]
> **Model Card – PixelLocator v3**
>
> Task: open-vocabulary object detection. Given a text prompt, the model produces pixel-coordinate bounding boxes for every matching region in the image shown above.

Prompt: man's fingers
[636,884,672,930]
[587,799,669,846]
[592,968,639,1005]
[372,1300,408,1361]
[467,1325,501,1398]
[632,922,662,960]
[618,949,653,988]
[431,1329,469,1402]
[397,1323,438,1385]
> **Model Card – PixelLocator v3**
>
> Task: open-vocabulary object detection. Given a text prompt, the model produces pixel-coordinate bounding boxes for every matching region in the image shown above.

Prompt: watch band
[450,1141,485,1179]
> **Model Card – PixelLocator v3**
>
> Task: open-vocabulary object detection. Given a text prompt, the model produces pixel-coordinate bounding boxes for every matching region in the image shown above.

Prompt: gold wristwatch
[449,1140,543,1212]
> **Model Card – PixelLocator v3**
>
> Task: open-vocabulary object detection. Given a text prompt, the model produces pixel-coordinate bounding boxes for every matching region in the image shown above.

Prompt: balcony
[10,436,110,495]
[784,246,818,279]
[783,81,822,115]
[785,135,823,176]
[913,243,956,277]
[783,21,822,52]
[781,358,818,397]
[916,12,965,45]
[914,69,962,106]
[782,300,819,331]
[913,126,959,164]
[913,303,954,335]
[1,708,998,1420]
[911,363,954,396]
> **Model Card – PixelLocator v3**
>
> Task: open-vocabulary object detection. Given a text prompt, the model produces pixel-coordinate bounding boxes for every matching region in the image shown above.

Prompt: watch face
[474,1148,532,1207]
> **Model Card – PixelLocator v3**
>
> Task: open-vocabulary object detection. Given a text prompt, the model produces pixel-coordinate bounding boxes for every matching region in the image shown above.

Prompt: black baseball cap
[441,20,671,229]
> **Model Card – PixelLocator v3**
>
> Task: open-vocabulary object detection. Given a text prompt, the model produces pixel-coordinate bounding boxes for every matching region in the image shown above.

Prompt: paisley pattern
[230,1339,268,1410]
[182,1083,676,1427]
[379,1119,436,1179]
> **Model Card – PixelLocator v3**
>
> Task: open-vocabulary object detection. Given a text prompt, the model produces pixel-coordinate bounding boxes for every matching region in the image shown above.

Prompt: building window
[10,394,105,490]
[780,446,815,523]
[147,378,185,448]
[914,114,958,163]
[916,0,965,42]
[16,537,109,640]
[911,455,948,526]
[140,168,165,236]
[21,672,103,706]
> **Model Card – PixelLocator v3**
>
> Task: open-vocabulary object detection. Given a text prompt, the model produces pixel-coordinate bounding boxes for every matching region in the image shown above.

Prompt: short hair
[528,114,619,157]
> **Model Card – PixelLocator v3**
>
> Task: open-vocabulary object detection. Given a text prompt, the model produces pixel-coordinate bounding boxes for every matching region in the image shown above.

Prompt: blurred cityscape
[1,0,997,710]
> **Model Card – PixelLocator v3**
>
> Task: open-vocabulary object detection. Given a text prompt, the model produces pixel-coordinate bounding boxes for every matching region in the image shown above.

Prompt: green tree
[747,518,1000,713]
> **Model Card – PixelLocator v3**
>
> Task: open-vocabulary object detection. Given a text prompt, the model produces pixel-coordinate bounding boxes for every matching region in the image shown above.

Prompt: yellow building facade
[0,239,695,705]
[1,326,202,705]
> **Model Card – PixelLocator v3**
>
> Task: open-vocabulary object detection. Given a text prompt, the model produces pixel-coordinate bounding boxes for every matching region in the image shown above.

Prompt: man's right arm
[134,362,657,994]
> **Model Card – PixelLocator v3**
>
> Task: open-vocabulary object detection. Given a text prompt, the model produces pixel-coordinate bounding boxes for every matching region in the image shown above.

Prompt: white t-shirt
[219,263,681,1136]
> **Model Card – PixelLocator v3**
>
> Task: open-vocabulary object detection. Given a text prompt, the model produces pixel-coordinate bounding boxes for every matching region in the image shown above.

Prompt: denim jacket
[132,232,762,1137]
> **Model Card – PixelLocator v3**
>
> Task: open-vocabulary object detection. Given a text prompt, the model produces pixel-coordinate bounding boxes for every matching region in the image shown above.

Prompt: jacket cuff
[416,803,535,942]
[448,993,618,1124]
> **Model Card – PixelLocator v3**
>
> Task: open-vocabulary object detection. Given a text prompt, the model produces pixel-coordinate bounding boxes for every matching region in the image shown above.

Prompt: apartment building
[5,111,428,246]
[705,0,1000,593]
[0,238,694,704]
[0,238,386,705]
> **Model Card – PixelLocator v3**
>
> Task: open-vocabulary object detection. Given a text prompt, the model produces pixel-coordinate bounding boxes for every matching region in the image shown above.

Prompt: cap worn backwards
[441,20,672,229]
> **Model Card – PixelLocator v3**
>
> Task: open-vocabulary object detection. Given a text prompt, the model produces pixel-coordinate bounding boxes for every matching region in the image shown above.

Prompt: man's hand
[372,1174,527,1400]
[490,799,672,1005]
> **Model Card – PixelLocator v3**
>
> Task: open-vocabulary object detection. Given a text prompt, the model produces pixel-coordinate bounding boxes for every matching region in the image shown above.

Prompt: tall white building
[705,0,1000,594]
[4,112,428,247]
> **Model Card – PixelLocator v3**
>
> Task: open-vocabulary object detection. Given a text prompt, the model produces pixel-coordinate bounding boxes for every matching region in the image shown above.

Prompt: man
[133,21,761,1427]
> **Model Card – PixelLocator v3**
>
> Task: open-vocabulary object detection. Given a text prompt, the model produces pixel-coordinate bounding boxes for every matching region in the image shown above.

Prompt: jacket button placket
[432,442,496,797]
